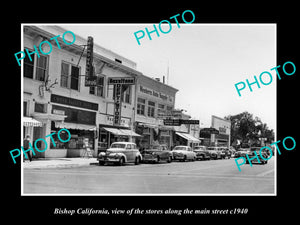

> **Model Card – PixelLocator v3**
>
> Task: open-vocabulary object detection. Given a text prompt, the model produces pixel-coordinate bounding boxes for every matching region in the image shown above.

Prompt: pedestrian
[23,134,32,162]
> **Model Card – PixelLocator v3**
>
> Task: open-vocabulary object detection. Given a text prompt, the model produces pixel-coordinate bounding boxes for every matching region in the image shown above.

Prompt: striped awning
[176,132,200,143]
[55,122,96,131]
[23,117,43,127]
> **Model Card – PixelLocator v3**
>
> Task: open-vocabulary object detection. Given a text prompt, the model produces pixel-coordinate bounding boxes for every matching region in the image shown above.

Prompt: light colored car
[172,146,196,162]
[207,147,222,160]
[97,142,142,166]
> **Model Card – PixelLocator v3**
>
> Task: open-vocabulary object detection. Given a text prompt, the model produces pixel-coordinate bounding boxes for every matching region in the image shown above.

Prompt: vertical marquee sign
[114,84,122,126]
[108,77,135,126]
[85,36,97,86]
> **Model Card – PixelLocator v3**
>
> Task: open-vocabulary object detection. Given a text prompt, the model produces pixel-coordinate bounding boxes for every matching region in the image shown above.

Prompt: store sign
[157,110,182,119]
[85,36,96,87]
[114,84,122,126]
[108,77,135,85]
[51,94,98,111]
[163,119,199,126]
[180,119,199,125]
[163,119,181,126]
[139,85,173,102]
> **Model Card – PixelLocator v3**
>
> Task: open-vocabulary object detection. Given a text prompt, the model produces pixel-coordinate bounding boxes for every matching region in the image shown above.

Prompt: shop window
[137,98,146,115]
[147,101,155,117]
[89,76,105,97]
[34,102,47,113]
[23,48,48,81]
[60,61,80,91]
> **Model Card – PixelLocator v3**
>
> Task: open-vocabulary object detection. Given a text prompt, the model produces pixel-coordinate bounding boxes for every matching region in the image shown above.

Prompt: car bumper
[98,157,120,163]
[142,155,158,162]
[173,155,185,160]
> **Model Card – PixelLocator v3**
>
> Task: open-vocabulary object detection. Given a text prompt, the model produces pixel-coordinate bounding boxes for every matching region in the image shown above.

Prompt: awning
[103,127,125,136]
[23,117,43,127]
[55,122,96,131]
[103,127,141,137]
[32,112,67,121]
[176,132,200,142]
[119,129,141,137]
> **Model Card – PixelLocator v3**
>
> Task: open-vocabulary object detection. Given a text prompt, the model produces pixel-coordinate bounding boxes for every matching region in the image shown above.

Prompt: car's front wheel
[119,157,124,166]
[135,156,141,165]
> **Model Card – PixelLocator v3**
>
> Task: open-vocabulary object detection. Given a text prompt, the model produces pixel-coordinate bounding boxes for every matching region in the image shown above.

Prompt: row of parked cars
[97,142,234,166]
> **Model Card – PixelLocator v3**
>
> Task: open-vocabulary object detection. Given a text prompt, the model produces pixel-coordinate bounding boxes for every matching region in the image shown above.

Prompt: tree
[225,111,274,147]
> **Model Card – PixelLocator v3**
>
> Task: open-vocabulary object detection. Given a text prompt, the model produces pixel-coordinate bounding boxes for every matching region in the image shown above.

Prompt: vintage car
[141,145,172,163]
[193,145,210,160]
[172,145,196,161]
[207,147,222,160]
[245,147,270,164]
[234,148,249,158]
[97,142,142,166]
[219,147,232,159]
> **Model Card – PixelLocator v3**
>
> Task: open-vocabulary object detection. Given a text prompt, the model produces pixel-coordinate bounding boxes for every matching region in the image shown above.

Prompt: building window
[137,98,146,115]
[158,104,165,115]
[23,101,28,116]
[89,76,105,97]
[24,50,34,79]
[115,58,122,64]
[23,48,48,81]
[148,101,155,117]
[34,102,47,113]
[60,62,80,91]
[113,84,131,104]
[35,55,48,81]
[166,105,173,112]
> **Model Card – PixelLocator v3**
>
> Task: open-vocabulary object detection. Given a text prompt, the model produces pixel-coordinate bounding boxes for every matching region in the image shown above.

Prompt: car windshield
[174,146,186,150]
[110,143,126,149]
[207,147,215,150]
[152,146,161,150]
[195,146,205,150]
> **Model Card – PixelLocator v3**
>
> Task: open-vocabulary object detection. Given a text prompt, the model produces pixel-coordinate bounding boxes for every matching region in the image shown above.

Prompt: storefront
[47,94,98,157]
[98,125,141,152]
[175,132,200,149]
[211,115,231,148]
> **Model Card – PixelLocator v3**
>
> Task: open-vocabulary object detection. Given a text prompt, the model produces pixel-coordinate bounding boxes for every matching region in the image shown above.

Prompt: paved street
[23,157,275,195]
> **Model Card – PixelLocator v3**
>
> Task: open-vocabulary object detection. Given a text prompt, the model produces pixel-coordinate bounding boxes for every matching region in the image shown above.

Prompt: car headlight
[98,152,105,157]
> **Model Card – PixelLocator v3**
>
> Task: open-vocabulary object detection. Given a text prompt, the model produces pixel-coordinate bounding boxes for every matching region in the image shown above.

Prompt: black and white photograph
[21,23,276,195]
[4,4,298,221]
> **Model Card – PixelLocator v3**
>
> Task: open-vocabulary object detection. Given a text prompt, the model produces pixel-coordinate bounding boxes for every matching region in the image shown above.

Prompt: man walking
[23,134,32,162]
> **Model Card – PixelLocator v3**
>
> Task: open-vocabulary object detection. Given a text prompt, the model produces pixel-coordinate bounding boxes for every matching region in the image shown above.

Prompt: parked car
[97,142,142,166]
[234,148,248,158]
[193,145,210,160]
[220,147,231,159]
[246,147,270,164]
[207,147,222,160]
[141,144,172,163]
[172,146,196,161]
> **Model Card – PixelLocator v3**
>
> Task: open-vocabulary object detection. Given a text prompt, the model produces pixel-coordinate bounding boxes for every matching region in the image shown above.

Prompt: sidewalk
[22,157,98,169]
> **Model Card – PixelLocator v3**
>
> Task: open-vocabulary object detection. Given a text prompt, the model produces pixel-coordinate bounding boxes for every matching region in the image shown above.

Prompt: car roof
[175,145,189,147]
[111,142,136,145]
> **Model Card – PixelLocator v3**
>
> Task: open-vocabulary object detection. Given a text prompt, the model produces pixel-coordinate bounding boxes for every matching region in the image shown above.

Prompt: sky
[61,24,276,130]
